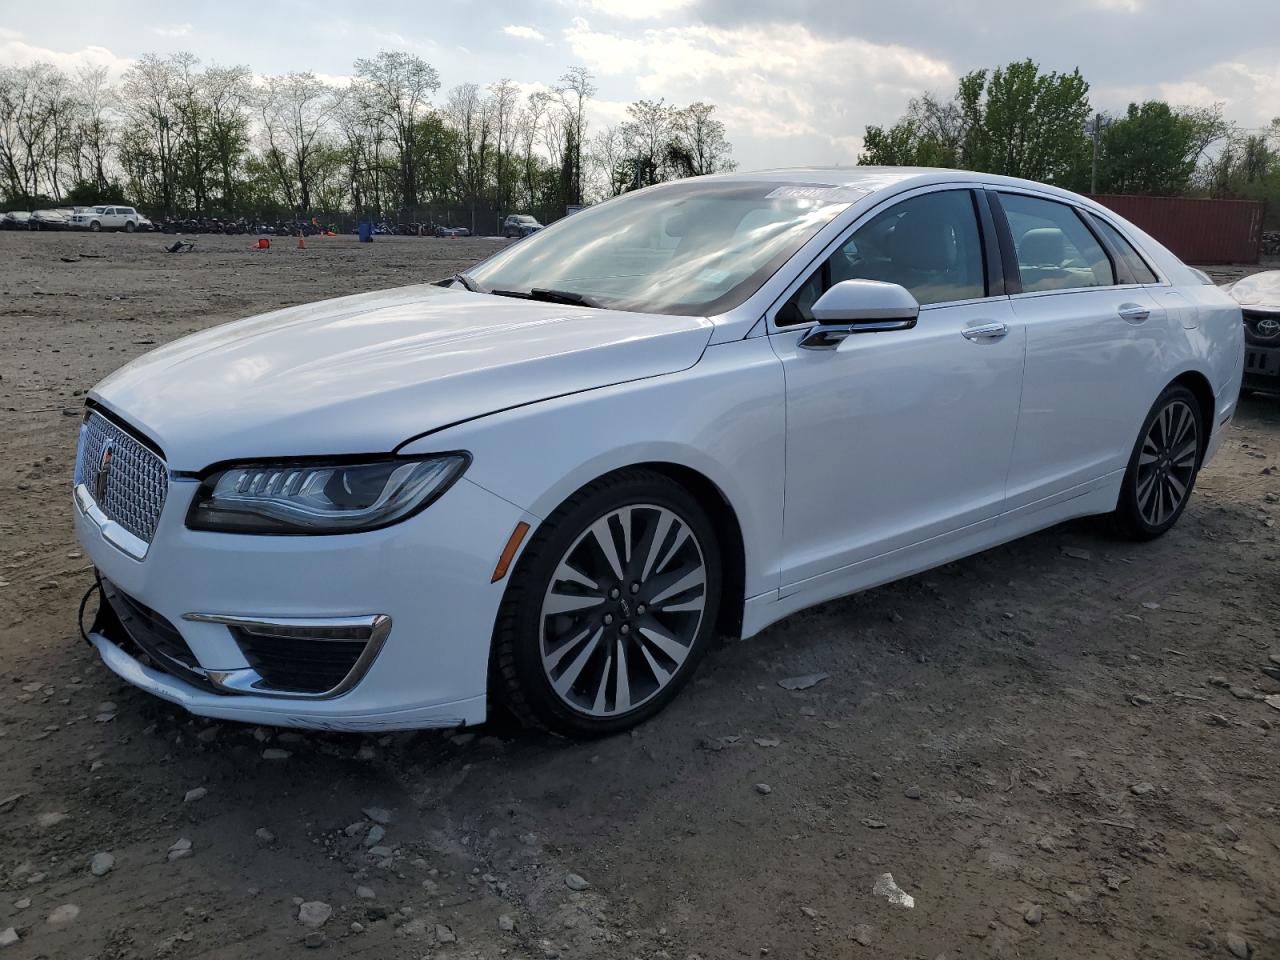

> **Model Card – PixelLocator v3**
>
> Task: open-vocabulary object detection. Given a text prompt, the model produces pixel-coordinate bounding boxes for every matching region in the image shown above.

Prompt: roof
[710,165,1091,206]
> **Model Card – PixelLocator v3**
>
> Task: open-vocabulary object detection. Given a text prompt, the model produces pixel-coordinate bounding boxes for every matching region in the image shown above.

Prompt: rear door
[993,190,1169,515]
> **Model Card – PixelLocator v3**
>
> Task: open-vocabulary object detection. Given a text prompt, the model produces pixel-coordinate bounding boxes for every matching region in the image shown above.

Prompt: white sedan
[74,168,1243,737]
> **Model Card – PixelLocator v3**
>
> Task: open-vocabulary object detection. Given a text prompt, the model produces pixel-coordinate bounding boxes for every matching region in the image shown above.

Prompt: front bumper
[75,473,531,731]
[1243,342,1280,391]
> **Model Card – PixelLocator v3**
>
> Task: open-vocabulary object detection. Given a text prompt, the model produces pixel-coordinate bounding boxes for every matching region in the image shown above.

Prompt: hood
[91,284,713,470]
[1226,270,1280,310]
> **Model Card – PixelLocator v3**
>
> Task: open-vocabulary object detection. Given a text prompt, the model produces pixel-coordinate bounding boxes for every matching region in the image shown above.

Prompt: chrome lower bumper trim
[75,484,150,560]
[181,612,392,700]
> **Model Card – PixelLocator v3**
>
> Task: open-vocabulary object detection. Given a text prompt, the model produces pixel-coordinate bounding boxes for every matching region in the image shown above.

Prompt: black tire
[89,221,100,232]
[1110,384,1203,541]
[1239,388,1255,399]
[492,468,722,738]
[124,221,135,233]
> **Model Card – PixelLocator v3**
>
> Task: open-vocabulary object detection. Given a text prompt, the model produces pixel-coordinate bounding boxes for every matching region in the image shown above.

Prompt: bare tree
[200,64,253,212]
[669,102,735,177]
[445,82,492,230]
[258,71,339,211]
[517,91,548,209]
[592,124,626,198]
[335,81,389,214]
[0,62,80,204]
[73,66,115,194]
[119,53,186,213]
[487,78,520,214]
[621,98,675,189]
[352,51,440,210]
[555,66,595,205]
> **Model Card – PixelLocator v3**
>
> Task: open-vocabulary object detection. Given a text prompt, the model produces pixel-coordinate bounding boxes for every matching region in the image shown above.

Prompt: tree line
[859,58,1280,214]
[0,52,736,225]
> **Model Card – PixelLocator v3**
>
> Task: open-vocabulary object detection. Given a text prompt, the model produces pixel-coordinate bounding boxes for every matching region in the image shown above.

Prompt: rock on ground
[297,901,332,927]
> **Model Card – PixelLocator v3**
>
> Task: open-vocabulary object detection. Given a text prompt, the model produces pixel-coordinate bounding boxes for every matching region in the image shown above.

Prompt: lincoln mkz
[74,168,1244,737]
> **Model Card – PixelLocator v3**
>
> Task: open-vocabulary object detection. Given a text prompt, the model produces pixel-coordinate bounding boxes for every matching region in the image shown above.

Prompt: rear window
[1088,215,1158,284]
[999,193,1115,293]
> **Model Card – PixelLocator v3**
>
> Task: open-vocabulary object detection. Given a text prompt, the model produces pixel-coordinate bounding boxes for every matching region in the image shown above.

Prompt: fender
[400,337,787,603]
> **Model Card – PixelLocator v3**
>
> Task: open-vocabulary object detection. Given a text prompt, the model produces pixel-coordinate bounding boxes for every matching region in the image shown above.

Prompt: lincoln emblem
[94,441,114,502]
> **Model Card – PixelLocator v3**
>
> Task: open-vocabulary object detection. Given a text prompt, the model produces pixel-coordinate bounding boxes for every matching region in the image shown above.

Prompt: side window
[1088,214,1159,284]
[776,190,987,325]
[998,193,1114,293]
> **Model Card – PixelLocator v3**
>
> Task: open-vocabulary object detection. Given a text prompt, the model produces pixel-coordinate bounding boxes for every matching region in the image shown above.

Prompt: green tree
[1098,101,1228,194]
[859,59,1092,188]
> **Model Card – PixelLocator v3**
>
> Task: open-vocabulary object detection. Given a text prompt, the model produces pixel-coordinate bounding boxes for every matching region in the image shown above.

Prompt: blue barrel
[358,221,373,243]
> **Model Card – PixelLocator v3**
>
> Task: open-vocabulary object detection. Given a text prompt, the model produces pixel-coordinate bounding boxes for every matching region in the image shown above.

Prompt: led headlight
[186,454,469,534]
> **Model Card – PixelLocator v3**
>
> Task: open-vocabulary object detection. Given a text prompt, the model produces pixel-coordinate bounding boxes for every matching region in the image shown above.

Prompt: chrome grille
[74,411,168,544]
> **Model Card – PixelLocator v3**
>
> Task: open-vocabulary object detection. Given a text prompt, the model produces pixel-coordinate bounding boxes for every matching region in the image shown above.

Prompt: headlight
[186,454,469,534]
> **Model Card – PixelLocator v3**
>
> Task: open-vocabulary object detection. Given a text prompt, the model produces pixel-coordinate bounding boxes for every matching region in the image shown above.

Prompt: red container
[1088,194,1265,265]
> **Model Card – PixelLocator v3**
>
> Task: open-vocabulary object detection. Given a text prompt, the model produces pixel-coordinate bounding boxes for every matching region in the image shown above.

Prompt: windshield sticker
[697,268,731,285]
[766,185,867,203]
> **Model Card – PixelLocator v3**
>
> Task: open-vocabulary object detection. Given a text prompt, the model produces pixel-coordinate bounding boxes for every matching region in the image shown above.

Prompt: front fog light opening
[183,613,391,698]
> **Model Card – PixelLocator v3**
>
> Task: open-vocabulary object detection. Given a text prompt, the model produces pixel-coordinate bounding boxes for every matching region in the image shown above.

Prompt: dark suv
[502,214,542,238]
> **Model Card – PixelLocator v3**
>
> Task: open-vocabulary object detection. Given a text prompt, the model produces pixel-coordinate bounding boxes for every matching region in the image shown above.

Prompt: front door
[770,187,1026,590]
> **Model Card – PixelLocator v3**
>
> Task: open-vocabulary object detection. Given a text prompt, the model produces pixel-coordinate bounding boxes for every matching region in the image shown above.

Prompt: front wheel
[1110,384,1202,540]
[493,470,722,738]
[89,221,100,232]
[124,221,135,233]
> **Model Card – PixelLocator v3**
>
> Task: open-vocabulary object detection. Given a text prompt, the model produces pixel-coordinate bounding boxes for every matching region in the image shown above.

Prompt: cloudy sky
[3,0,1278,171]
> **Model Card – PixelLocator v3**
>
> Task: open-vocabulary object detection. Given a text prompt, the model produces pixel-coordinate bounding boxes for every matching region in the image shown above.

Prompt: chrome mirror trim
[799,318,917,350]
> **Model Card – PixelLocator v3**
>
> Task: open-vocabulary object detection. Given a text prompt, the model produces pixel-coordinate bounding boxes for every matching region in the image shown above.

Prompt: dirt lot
[1,231,1278,960]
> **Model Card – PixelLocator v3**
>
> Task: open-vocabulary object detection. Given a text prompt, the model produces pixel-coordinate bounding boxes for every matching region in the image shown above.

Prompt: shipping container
[1088,194,1265,265]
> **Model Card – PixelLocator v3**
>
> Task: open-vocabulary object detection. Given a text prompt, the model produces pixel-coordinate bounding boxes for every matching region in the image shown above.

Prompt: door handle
[1117,303,1150,323]
[961,321,1008,341]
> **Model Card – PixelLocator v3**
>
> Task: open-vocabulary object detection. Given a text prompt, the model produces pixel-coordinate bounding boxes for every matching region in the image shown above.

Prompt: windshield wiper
[490,287,602,309]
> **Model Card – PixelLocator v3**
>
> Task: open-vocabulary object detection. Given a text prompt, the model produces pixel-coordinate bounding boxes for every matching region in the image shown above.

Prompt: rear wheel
[493,469,722,738]
[1110,384,1202,540]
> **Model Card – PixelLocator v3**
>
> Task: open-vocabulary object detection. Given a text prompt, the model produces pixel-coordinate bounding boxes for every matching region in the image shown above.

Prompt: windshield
[467,179,857,316]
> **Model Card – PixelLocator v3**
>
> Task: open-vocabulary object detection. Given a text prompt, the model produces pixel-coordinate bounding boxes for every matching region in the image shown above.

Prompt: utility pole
[1090,112,1104,194]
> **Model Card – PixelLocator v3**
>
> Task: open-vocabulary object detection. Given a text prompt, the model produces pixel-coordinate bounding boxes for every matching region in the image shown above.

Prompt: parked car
[73,168,1242,738]
[29,209,72,230]
[435,224,471,238]
[69,205,152,232]
[503,214,543,238]
[1224,270,1280,395]
[1,211,32,230]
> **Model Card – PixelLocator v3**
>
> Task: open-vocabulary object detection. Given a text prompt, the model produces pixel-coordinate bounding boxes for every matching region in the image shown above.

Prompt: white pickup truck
[69,205,152,232]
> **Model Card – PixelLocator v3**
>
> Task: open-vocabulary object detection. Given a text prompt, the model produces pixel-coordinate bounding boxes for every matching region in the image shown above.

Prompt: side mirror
[801,279,920,350]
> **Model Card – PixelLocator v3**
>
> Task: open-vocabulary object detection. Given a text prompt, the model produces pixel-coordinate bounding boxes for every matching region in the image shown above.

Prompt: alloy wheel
[539,504,707,717]
[1135,399,1198,527]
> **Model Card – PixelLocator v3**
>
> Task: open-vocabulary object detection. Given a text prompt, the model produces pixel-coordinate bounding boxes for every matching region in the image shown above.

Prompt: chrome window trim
[763,181,1002,335]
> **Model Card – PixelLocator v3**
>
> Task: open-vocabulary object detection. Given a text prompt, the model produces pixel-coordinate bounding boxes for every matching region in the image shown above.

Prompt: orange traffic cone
[297,233,306,250]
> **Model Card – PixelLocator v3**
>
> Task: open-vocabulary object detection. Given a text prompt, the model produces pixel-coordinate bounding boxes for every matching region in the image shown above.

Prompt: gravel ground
[1,232,1278,960]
